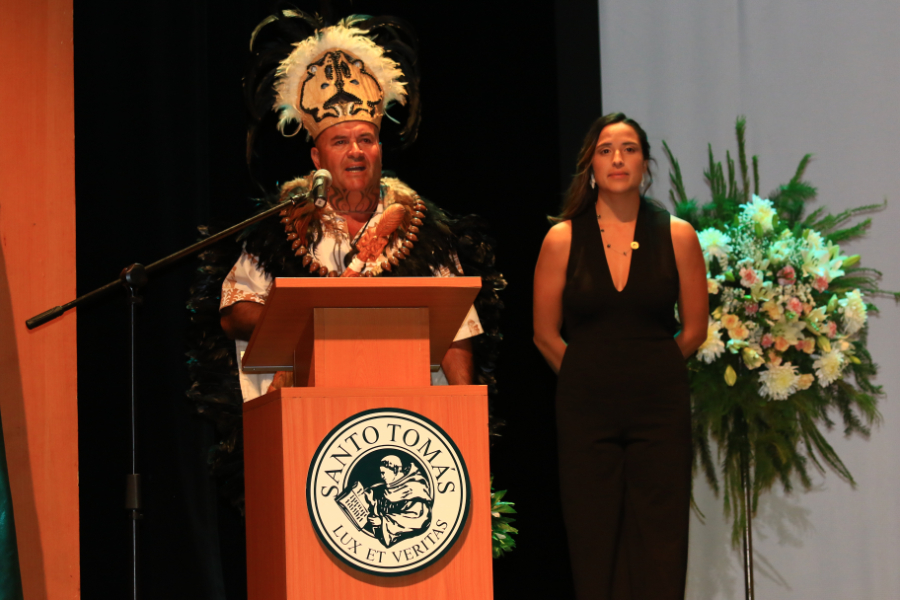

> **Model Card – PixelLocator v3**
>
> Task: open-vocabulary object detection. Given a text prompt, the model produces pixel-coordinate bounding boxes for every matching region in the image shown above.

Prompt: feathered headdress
[273,21,406,139]
[245,6,421,163]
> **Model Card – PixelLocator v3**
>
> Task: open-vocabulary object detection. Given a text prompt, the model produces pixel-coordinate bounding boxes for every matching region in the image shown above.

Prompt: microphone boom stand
[26,194,301,600]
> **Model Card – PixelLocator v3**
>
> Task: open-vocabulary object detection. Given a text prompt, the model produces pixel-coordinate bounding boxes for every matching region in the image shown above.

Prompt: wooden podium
[241,278,493,600]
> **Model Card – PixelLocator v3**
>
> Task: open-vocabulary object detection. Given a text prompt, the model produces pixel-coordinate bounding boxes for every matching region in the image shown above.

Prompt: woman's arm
[533,222,572,373]
[671,217,709,357]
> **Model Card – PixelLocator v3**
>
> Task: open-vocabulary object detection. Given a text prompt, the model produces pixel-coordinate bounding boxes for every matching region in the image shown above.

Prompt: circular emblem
[307,408,470,576]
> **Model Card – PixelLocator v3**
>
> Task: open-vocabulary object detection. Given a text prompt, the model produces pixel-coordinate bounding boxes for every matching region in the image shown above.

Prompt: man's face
[310,121,382,193]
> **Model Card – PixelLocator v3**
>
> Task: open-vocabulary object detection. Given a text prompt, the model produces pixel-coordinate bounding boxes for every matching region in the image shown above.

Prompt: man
[185,14,502,515]
[216,19,484,400]
[364,455,433,548]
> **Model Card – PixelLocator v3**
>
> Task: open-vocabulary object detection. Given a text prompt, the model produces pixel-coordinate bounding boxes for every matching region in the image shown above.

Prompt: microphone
[311,169,332,207]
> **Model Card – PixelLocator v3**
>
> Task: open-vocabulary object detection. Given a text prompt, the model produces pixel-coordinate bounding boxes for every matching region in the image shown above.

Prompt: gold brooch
[630,241,640,250]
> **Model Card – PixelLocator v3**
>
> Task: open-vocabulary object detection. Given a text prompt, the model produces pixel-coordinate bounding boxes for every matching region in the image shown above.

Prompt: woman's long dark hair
[551,112,653,223]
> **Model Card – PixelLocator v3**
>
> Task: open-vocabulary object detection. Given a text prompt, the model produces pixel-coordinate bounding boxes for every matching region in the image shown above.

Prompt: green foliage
[490,477,518,558]
[665,117,896,545]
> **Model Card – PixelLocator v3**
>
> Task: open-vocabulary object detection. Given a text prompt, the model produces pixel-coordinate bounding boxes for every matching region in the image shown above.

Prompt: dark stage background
[74,1,599,597]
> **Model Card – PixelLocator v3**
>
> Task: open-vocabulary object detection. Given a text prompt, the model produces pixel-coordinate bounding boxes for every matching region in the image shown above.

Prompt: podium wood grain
[244,386,493,600]
[310,307,430,388]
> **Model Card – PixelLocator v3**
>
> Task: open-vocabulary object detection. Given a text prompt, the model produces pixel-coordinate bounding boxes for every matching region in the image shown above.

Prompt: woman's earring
[640,174,646,189]
[589,172,596,189]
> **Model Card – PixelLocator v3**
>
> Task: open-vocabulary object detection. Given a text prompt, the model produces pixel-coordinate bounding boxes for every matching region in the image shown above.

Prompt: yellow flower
[721,313,740,330]
[729,324,750,341]
[741,195,776,232]
[697,319,726,364]
[813,349,845,386]
[758,362,801,400]
[724,365,737,386]
[838,289,867,335]
[750,281,774,302]
[805,306,827,326]
[762,299,783,320]
[742,347,765,370]
[799,338,816,354]
[797,374,815,390]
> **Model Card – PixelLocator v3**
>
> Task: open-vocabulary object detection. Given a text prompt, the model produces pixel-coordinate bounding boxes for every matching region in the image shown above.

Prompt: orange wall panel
[0,0,80,598]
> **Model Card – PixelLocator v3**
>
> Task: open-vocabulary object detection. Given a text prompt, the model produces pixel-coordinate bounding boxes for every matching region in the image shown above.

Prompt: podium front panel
[244,386,493,600]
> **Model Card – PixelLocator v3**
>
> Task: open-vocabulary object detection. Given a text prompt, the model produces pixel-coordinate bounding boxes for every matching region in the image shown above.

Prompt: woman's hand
[671,217,709,357]
[533,222,572,373]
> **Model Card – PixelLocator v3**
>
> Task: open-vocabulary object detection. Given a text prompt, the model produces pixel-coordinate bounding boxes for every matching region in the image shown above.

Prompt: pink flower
[824,321,838,338]
[787,297,804,315]
[777,265,796,286]
[740,266,759,288]
[813,276,829,292]
[761,333,775,348]
[744,302,759,315]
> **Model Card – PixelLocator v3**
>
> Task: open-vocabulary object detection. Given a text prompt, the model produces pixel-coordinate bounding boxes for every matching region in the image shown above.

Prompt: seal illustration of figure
[361,455,433,548]
[334,452,434,548]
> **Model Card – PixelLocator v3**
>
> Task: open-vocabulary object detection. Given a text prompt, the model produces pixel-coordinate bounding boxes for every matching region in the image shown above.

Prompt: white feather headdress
[273,24,407,138]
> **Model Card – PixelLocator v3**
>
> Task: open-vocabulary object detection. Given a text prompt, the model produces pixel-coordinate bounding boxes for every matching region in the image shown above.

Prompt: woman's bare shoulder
[536,221,572,270]
[543,220,573,247]
[668,214,699,246]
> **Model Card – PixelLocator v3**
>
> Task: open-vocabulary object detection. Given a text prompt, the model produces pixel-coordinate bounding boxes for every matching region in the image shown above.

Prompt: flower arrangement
[697,197,866,399]
[663,118,897,543]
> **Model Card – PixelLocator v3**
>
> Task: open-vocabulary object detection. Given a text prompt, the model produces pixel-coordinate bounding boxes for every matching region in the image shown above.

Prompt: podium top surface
[241,277,482,372]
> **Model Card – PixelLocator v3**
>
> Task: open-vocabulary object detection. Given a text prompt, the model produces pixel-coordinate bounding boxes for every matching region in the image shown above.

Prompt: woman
[533,113,708,599]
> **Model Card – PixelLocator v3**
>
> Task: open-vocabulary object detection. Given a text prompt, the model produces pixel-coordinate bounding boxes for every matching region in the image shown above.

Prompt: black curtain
[75,1,599,597]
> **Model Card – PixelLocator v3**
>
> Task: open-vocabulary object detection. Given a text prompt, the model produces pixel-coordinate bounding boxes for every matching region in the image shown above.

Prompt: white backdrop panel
[599,1,900,598]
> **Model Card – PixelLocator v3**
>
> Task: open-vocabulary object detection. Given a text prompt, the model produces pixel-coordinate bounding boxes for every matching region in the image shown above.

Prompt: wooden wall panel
[0,0,80,598]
